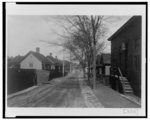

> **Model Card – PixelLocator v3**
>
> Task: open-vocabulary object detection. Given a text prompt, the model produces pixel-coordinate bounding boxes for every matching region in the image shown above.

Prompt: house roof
[108,16,140,41]
[101,53,111,64]
[46,56,55,64]
[20,51,53,64]
[96,54,101,65]
[46,56,62,66]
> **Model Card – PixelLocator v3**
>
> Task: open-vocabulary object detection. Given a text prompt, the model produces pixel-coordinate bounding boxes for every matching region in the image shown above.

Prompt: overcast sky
[7,15,131,60]
[7,15,63,58]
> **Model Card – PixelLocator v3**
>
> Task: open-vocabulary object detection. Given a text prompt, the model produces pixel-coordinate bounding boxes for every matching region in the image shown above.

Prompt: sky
[7,15,131,60]
[7,15,63,58]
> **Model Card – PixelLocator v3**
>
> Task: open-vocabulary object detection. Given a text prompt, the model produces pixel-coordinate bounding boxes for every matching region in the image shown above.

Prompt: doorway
[119,43,128,76]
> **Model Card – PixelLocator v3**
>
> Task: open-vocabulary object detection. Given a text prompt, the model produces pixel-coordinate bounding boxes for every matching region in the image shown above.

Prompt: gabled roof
[108,16,140,41]
[46,56,55,64]
[46,56,62,66]
[20,51,52,64]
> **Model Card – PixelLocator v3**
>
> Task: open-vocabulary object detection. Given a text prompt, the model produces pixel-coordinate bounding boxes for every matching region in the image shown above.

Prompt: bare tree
[41,15,125,88]
[63,31,88,78]
[59,15,108,89]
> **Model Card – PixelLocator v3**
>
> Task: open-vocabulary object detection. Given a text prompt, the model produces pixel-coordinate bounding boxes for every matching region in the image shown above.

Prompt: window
[29,62,33,68]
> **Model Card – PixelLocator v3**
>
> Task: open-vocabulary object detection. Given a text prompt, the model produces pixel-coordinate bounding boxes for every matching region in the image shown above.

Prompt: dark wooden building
[108,16,141,97]
[88,54,111,85]
[98,54,111,85]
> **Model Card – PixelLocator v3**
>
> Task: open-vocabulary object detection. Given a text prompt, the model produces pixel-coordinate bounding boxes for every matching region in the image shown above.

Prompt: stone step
[124,89,133,93]
[123,84,131,87]
[123,85,131,88]
[123,84,133,91]
[120,80,128,83]
[121,83,129,86]
[121,83,130,87]
[123,87,132,90]
[120,79,128,82]
[121,80,130,83]
[119,77,134,94]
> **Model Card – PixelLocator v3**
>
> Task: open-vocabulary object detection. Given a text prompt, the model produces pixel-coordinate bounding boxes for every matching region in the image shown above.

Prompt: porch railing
[110,66,124,93]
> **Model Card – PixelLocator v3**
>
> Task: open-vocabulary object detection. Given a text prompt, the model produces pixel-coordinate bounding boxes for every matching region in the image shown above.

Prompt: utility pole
[70,51,72,73]
[62,50,65,76]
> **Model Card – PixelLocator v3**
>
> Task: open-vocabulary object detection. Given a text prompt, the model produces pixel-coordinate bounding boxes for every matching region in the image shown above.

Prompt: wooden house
[96,53,111,85]
[108,16,141,97]
[46,53,62,72]
[20,48,52,70]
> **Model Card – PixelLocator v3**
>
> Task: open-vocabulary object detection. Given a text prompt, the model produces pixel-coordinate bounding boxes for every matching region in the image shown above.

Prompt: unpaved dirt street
[7,74,87,107]
[7,72,140,108]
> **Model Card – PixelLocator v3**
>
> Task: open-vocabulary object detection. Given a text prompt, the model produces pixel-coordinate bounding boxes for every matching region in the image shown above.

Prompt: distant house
[100,54,111,76]
[108,16,141,97]
[90,53,111,75]
[20,48,52,70]
[95,53,111,85]
[46,53,62,72]
[46,53,72,73]
[88,53,111,82]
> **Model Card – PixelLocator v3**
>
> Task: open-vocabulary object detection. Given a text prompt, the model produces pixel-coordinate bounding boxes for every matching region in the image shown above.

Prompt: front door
[120,43,128,76]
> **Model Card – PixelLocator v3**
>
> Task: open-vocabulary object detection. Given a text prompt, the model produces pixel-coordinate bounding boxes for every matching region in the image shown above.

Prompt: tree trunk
[87,61,91,86]
[82,67,85,78]
[93,44,96,89]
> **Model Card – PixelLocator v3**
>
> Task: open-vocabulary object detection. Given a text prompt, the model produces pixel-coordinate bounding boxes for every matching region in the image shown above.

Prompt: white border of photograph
[5,3,146,117]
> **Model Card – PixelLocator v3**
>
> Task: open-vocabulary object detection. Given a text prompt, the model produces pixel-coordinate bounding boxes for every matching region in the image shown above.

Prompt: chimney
[50,53,52,56]
[36,47,40,53]
[55,56,57,59]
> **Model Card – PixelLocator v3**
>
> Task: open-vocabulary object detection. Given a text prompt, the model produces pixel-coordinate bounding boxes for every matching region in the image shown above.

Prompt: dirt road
[7,72,140,108]
[7,74,87,107]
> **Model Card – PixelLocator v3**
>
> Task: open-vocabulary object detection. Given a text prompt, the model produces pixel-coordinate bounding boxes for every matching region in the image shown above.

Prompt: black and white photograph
[3,2,147,118]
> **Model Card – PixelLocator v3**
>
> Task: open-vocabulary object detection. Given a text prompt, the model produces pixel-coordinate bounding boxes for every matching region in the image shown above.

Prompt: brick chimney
[36,47,40,53]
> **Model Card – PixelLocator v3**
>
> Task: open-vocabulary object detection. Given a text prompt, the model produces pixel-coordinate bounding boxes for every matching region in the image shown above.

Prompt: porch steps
[119,76,134,94]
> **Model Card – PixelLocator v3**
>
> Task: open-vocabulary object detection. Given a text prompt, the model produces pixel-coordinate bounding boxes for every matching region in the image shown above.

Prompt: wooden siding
[20,53,42,69]
[110,16,141,97]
